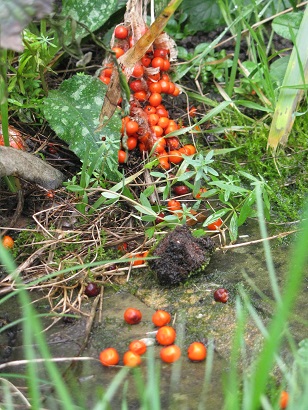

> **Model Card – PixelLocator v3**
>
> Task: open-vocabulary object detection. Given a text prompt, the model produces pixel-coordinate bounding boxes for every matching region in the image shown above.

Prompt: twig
[220,229,298,250]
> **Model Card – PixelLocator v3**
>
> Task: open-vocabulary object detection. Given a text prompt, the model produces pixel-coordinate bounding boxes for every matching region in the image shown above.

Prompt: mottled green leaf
[62,0,118,43]
[44,74,122,180]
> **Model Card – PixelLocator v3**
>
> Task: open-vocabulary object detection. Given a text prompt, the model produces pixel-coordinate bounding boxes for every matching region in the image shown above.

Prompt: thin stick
[221,229,298,250]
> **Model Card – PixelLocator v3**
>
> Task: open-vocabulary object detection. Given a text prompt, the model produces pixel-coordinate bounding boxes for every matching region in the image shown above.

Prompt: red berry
[214,288,229,303]
[173,185,190,196]
[114,25,128,39]
[124,308,142,325]
[84,283,100,297]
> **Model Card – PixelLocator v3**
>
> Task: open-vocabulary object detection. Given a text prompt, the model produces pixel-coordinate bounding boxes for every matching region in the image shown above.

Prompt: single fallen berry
[152,310,171,327]
[124,308,142,325]
[123,351,142,367]
[214,288,229,303]
[129,340,147,355]
[1,235,14,249]
[99,347,120,367]
[84,283,100,297]
[187,342,207,361]
[160,345,181,363]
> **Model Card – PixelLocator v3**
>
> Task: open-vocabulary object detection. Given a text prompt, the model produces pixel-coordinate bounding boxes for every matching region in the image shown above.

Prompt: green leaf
[143,185,155,198]
[208,181,249,194]
[177,171,195,182]
[270,56,290,87]
[229,212,238,242]
[101,191,120,199]
[203,209,230,228]
[140,192,152,209]
[134,205,156,216]
[150,171,167,178]
[62,0,118,44]
[145,226,156,239]
[272,11,303,41]
[238,191,256,226]
[44,75,122,181]
[181,0,224,34]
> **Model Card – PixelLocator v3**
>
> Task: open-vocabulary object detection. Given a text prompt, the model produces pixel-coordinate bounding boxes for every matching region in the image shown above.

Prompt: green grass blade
[246,189,308,409]
[268,4,308,150]
[93,367,130,410]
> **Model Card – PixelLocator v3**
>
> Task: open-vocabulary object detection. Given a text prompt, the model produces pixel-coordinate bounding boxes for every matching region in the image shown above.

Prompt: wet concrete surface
[1,221,307,408]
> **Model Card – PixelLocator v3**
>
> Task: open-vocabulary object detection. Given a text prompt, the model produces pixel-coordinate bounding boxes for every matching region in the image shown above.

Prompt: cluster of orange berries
[99,24,197,170]
[99,307,207,368]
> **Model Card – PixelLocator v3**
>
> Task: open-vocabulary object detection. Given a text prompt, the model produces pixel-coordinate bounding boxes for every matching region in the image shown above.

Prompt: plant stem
[0,48,19,192]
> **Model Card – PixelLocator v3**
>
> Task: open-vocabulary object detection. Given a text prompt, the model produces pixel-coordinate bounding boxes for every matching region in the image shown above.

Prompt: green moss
[209,111,308,223]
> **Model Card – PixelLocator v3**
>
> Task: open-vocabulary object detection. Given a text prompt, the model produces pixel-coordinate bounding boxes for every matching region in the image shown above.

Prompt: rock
[148,225,215,286]
[0,146,64,189]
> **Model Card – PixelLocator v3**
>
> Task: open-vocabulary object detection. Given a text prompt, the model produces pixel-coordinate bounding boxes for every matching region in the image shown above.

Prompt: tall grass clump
[224,185,308,410]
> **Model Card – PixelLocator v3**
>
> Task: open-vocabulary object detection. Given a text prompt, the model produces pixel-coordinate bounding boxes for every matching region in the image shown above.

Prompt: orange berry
[118,149,127,164]
[206,218,223,230]
[112,47,125,59]
[279,391,289,409]
[134,91,147,102]
[172,86,180,96]
[99,348,120,366]
[156,326,176,345]
[127,136,138,150]
[152,125,164,138]
[167,199,181,212]
[141,56,151,67]
[125,120,139,135]
[149,93,162,107]
[99,76,110,85]
[159,80,170,93]
[158,155,170,170]
[129,340,147,355]
[160,345,181,363]
[157,116,170,129]
[2,235,14,249]
[152,310,171,327]
[148,113,159,126]
[168,150,183,164]
[163,60,171,71]
[123,351,142,367]
[149,82,162,94]
[167,82,175,94]
[183,144,196,155]
[187,342,207,361]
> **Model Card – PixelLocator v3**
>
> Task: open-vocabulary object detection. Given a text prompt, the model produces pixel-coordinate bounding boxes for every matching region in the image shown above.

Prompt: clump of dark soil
[149,225,215,286]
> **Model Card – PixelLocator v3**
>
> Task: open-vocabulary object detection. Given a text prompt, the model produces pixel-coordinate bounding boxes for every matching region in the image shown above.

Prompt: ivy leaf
[0,0,54,51]
[44,74,122,181]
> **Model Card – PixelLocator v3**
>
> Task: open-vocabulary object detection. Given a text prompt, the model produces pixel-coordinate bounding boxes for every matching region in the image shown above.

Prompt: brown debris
[148,225,215,286]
